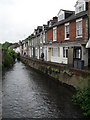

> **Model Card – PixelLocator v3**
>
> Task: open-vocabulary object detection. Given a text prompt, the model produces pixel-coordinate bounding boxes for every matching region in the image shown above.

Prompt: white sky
[0,0,77,43]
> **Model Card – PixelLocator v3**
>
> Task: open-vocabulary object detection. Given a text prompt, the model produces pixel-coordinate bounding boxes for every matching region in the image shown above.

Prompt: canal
[2,61,83,118]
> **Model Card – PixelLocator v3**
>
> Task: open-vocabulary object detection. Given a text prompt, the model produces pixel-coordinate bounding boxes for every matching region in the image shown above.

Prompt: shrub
[72,76,90,117]
[2,49,17,69]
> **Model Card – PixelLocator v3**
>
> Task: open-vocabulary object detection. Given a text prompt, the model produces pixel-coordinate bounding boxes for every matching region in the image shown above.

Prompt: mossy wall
[21,56,89,90]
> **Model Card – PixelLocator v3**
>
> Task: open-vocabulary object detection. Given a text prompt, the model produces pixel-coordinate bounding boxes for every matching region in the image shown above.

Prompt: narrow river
[2,61,83,118]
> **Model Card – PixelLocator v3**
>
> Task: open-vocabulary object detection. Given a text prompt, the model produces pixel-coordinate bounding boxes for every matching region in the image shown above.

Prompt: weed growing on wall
[72,75,90,117]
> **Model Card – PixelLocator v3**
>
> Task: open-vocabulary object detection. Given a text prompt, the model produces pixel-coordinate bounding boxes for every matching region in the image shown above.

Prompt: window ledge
[76,36,82,38]
[53,40,57,42]
[65,38,70,40]
[63,57,68,59]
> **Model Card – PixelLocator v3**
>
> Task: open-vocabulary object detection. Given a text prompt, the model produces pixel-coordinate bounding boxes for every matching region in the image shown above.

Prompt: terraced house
[47,0,89,68]
[19,0,90,68]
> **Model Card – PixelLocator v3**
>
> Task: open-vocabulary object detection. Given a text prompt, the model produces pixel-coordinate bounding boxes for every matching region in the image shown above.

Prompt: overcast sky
[0,0,77,43]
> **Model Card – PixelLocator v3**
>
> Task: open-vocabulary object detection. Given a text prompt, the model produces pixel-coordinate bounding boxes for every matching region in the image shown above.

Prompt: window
[63,47,68,58]
[52,47,58,57]
[58,10,65,22]
[75,2,85,14]
[32,48,33,56]
[65,23,70,40]
[49,21,52,27]
[40,47,43,57]
[74,48,81,59]
[76,18,82,38]
[40,33,43,44]
[30,41,31,46]
[58,14,64,21]
[53,27,57,41]
[24,43,26,47]
[43,34,45,43]
[35,48,38,57]
[32,40,33,45]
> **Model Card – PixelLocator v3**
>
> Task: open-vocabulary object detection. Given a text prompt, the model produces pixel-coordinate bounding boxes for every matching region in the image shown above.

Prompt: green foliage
[2,42,12,49]
[72,79,90,117]
[51,68,59,73]
[8,49,17,60]
[47,66,51,70]
[2,49,17,69]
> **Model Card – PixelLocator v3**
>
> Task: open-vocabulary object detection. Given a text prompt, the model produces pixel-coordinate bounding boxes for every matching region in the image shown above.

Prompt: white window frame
[43,33,45,43]
[75,1,86,14]
[35,48,38,57]
[63,47,68,58]
[52,47,58,57]
[32,47,33,56]
[58,10,65,22]
[65,23,70,40]
[76,18,82,38]
[53,27,57,41]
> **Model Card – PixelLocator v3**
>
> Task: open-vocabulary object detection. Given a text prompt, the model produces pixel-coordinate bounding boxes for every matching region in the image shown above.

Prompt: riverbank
[21,56,89,90]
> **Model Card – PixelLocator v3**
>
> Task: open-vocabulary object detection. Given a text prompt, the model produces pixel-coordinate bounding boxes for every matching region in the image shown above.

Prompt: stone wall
[21,56,89,90]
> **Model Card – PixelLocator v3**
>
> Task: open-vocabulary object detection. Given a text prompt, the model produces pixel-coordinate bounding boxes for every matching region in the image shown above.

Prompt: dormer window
[49,21,52,27]
[57,10,65,22]
[75,0,86,14]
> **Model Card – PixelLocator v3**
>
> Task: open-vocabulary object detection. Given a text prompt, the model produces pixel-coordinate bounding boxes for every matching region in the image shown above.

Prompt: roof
[48,10,88,30]
[57,9,74,16]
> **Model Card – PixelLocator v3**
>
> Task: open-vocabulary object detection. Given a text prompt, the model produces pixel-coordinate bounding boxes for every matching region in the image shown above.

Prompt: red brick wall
[57,24,64,42]
[82,18,87,39]
[57,17,87,43]
[47,17,87,44]
[70,20,76,41]
[47,28,53,43]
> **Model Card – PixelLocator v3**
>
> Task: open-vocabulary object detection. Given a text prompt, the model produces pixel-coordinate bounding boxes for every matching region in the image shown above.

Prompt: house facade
[47,0,89,67]
[19,0,90,68]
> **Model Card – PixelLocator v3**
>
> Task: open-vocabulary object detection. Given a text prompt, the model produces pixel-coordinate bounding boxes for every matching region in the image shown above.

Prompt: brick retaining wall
[21,56,89,90]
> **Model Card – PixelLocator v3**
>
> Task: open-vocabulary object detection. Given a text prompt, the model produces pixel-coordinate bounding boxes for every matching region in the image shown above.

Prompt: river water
[2,61,83,118]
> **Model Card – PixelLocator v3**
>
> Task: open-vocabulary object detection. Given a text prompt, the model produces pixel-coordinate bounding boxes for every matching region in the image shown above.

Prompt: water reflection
[2,61,83,118]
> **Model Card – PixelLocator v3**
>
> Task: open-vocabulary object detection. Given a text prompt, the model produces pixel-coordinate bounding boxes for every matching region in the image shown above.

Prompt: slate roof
[48,10,88,29]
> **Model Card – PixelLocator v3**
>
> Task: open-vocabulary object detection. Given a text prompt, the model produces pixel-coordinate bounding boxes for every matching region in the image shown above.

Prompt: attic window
[49,22,52,27]
[58,10,65,22]
[75,2,85,14]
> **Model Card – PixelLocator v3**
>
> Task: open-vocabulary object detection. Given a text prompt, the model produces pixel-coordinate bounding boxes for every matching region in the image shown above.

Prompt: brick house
[47,0,89,68]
